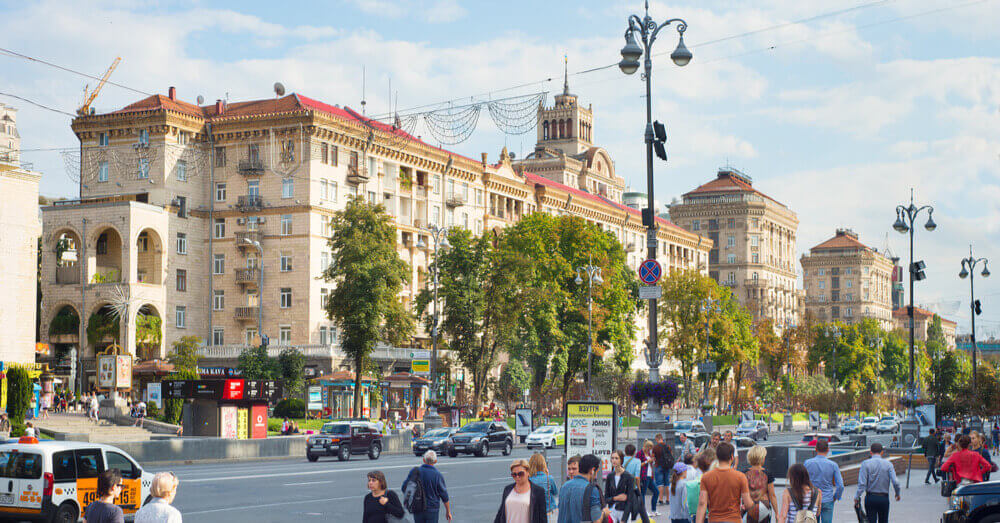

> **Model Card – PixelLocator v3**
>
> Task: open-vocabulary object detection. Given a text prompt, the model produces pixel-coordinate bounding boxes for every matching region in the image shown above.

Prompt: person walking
[776,464,820,523]
[667,462,690,523]
[402,450,452,523]
[639,441,659,516]
[495,459,547,523]
[744,446,778,523]
[701,433,721,452]
[696,442,753,523]
[921,429,941,484]
[134,400,147,428]
[557,454,611,523]
[84,469,125,523]
[803,439,843,523]
[653,440,675,506]
[854,443,900,523]
[941,435,993,485]
[90,393,100,423]
[621,444,650,523]
[678,433,696,460]
[24,422,36,438]
[605,450,637,523]
[686,449,715,523]
[135,472,182,523]
[970,434,996,482]
[363,470,404,523]
[528,453,559,520]
[991,424,1000,456]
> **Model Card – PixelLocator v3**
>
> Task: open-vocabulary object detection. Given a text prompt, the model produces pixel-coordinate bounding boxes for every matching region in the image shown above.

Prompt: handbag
[940,471,957,497]
[386,514,411,523]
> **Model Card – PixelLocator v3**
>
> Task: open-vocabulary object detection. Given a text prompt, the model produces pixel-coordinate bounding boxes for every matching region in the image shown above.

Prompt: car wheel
[307,452,319,462]
[52,502,78,523]
[978,514,1000,523]
[503,440,512,456]
[448,449,458,458]
[368,443,381,460]
[338,445,351,461]
[476,442,489,457]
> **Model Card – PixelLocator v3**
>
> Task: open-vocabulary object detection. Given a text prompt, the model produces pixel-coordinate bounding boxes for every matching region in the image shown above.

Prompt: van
[0,439,153,522]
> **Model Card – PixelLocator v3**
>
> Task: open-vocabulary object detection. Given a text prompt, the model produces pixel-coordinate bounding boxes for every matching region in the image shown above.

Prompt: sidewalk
[831,471,946,522]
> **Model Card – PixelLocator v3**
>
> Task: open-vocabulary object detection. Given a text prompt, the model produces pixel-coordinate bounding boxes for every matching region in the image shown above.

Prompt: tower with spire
[535,56,594,156]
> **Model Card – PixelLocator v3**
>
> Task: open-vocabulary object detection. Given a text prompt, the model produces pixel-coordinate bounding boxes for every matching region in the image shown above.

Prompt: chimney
[215,99,224,115]
[481,152,488,168]
[168,86,176,100]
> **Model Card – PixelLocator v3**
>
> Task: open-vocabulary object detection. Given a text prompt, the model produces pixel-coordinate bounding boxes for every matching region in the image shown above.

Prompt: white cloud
[341,0,467,23]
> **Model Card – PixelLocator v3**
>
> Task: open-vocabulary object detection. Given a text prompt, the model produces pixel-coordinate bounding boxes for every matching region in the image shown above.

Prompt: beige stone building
[800,229,895,329]
[0,103,19,163]
[893,306,957,349]
[668,168,800,325]
[38,85,710,386]
[0,159,41,363]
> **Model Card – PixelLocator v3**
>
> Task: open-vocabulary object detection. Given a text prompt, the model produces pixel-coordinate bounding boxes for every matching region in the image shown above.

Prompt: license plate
[455,445,466,450]
[311,445,326,450]
[0,493,13,505]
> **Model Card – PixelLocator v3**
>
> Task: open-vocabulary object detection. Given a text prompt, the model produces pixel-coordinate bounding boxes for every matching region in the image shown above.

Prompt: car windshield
[738,421,757,429]
[864,417,877,422]
[674,421,692,431]
[459,422,490,433]
[880,417,894,422]
[424,428,451,438]
[802,435,814,442]
[535,426,559,434]
[321,424,350,435]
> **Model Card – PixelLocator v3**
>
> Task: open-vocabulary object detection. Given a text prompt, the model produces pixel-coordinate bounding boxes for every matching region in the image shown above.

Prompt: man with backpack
[804,439,843,523]
[402,450,452,522]
[556,454,611,523]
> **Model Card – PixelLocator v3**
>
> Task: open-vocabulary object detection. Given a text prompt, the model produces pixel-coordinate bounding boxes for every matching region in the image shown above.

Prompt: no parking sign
[638,259,662,285]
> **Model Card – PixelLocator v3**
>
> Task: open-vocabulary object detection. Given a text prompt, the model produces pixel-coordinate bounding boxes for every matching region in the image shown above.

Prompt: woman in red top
[941,435,993,484]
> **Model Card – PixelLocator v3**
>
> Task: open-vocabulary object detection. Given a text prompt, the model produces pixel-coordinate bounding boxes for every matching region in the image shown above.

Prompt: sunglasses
[511,471,526,478]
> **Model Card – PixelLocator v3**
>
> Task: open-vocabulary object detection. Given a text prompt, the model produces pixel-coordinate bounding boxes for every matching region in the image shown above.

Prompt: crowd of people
[82,468,182,523]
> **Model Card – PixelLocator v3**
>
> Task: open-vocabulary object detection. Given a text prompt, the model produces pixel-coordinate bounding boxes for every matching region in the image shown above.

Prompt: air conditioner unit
[258,217,266,224]
[236,218,246,225]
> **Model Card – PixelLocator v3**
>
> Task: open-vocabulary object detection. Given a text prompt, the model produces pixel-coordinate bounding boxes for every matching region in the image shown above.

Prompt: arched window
[559,119,566,139]
[543,121,549,140]
[566,118,572,138]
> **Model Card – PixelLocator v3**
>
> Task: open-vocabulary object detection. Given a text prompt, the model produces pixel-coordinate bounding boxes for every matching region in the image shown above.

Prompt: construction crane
[77,57,121,116]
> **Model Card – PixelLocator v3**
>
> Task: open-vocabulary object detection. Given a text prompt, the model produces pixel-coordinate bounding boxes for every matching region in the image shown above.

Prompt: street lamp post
[619,0,691,427]
[701,298,720,408]
[828,325,840,428]
[893,190,935,419]
[417,225,450,429]
[576,258,604,398]
[784,321,797,410]
[242,238,265,344]
[959,246,990,390]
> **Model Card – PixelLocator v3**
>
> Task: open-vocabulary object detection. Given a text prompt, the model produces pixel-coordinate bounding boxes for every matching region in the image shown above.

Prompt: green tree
[164,368,200,424]
[278,349,306,399]
[493,361,531,413]
[756,319,785,382]
[167,335,202,373]
[324,196,414,416]
[5,367,32,436]
[237,345,279,380]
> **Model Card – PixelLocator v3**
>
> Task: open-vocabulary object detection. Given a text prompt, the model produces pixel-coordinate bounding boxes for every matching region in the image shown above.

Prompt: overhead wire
[0,47,152,97]
[0,92,76,117]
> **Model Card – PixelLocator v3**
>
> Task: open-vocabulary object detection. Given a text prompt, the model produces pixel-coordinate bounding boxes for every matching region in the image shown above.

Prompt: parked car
[734,436,757,448]
[412,427,459,457]
[736,420,769,441]
[525,425,565,449]
[801,433,842,446]
[683,432,711,451]
[876,417,900,434]
[672,419,707,433]
[939,418,957,433]
[840,420,863,435]
[861,416,879,432]
[307,421,383,462]
[942,479,1000,523]
[448,421,514,457]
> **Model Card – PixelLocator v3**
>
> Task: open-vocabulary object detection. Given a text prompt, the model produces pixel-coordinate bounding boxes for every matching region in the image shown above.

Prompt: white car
[0,439,155,522]
[861,416,879,431]
[524,425,565,449]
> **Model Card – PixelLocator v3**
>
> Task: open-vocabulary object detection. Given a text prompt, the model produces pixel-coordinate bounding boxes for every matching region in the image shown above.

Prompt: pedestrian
[776,464,820,523]
[402,450,452,523]
[803,439,842,523]
[84,469,125,523]
[745,446,778,523]
[854,443,900,523]
[971,433,997,481]
[686,449,715,523]
[134,400,147,428]
[91,393,100,423]
[556,454,610,523]
[495,459,548,523]
[527,453,559,520]
[566,455,581,481]
[991,424,1000,455]
[921,428,941,484]
[696,442,753,523]
[639,441,660,516]
[678,433,696,459]
[135,471,182,523]
[363,470,404,523]
[621,444,649,523]
[653,440,674,505]
[281,418,291,435]
[0,413,10,434]
[668,462,690,523]
[944,433,961,460]
[722,431,733,447]
[940,434,993,485]
[702,432,721,452]
[605,450,638,523]
[23,421,36,439]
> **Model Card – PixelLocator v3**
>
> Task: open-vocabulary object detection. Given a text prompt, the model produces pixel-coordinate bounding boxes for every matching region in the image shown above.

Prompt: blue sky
[2,0,998,334]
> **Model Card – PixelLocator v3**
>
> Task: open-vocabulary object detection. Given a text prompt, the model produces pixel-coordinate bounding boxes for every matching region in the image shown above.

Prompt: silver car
[736,420,769,441]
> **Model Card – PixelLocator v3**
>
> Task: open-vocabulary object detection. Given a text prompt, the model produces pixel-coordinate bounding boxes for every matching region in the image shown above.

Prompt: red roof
[893,307,957,325]
[811,231,870,251]
[684,170,783,206]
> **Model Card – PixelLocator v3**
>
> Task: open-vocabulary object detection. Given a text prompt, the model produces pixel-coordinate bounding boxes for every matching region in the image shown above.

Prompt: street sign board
[638,259,662,285]
[638,285,661,300]
[411,359,430,375]
[697,361,717,374]
[565,401,617,476]
[515,408,533,437]
[410,350,431,359]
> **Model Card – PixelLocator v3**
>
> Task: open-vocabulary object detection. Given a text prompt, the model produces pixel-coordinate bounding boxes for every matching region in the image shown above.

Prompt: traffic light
[911,260,926,281]
[975,299,982,316]
[261,334,269,347]
[652,120,667,161]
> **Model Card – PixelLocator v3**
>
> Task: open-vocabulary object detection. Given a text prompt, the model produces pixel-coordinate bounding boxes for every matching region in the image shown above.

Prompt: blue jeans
[654,468,669,487]
[414,510,440,523]
[819,501,834,523]
[643,477,658,511]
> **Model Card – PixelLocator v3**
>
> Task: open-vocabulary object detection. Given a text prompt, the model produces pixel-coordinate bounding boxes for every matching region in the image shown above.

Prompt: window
[247,216,260,231]
[447,179,455,198]
[98,133,109,147]
[138,158,149,179]
[751,218,759,229]
[245,328,257,345]
[176,233,187,254]
[52,451,76,481]
[692,220,700,231]
[462,182,469,199]
[432,206,440,225]
[845,268,852,275]
[846,280,853,289]
[845,307,853,317]
[247,179,259,196]
[176,160,187,181]
[176,196,187,218]
[74,449,103,479]
[321,178,329,200]
[751,253,760,263]
[728,218,736,228]
[320,288,329,309]
[476,189,483,205]
[280,287,292,308]
[864,267,870,274]
[280,214,292,235]
[329,181,338,201]
[280,253,293,272]
[177,131,189,145]
[98,161,109,182]
[213,290,225,310]
[176,269,187,291]
[347,185,358,198]
[279,326,291,344]
[213,254,225,274]
[96,234,108,255]
[330,145,338,166]
[319,326,328,345]
[136,233,148,252]
[105,452,139,480]
[282,177,294,199]
[215,183,226,202]
[214,146,226,167]
[212,328,224,346]
[819,281,825,289]
[727,235,735,248]
[433,175,441,194]
[727,254,736,264]
[320,252,330,272]
[248,143,260,162]
[818,268,825,276]
[138,129,149,145]
[750,235,759,247]
[175,306,186,328]
[321,143,329,164]
[214,218,225,239]
[462,213,469,229]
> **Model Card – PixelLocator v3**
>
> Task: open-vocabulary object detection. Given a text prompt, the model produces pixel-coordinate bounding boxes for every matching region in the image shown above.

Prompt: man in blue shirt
[557,454,610,523]
[804,439,844,523]
[402,450,452,523]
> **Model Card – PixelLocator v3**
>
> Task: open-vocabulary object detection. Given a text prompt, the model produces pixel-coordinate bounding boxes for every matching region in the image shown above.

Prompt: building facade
[0,159,41,363]
[39,85,710,387]
[668,168,799,325]
[800,229,895,329]
[0,103,19,163]
[893,307,957,349]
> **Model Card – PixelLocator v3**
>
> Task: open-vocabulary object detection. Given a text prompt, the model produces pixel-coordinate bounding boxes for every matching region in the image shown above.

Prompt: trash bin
[783,412,793,432]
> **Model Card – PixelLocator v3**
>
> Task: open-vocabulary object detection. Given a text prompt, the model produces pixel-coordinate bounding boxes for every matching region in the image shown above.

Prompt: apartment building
[39,85,710,386]
[893,307,957,349]
[668,168,800,325]
[0,158,41,363]
[0,103,19,163]
[800,229,895,329]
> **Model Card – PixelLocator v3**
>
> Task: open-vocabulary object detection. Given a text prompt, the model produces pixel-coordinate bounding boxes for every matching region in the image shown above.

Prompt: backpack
[685,476,701,518]
[402,467,426,514]
[746,467,769,504]
[582,481,606,522]
[793,491,818,523]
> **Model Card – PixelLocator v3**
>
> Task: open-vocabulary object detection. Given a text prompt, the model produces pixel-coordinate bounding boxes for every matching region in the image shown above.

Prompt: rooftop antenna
[274,82,286,97]
[361,66,367,116]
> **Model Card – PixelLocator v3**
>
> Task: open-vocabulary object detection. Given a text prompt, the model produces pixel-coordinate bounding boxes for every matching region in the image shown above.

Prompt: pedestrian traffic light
[975,299,982,315]
[911,260,926,281]
[652,120,667,161]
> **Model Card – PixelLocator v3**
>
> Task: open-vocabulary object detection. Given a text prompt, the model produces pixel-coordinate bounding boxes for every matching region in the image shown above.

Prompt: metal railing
[55,266,80,285]
[235,267,260,284]
[235,230,263,248]
[346,165,369,184]
[237,159,264,176]
[236,195,264,212]
[197,344,340,359]
[234,306,258,321]
[445,193,466,207]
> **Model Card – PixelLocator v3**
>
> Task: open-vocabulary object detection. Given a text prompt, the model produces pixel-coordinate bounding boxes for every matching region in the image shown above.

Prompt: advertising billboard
[565,401,617,476]
[515,408,533,437]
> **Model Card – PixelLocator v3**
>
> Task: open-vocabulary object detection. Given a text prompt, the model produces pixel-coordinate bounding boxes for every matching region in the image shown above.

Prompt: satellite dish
[196,95,205,105]
[274,82,286,97]
[508,151,516,159]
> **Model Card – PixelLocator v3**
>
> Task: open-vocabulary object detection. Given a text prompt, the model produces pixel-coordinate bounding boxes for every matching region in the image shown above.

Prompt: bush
[146,401,160,419]
[163,369,199,425]
[267,419,283,433]
[274,398,305,419]
[6,368,32,436]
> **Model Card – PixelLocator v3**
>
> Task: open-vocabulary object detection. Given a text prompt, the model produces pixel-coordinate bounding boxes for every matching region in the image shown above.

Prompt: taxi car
[524,425,565,449]
[0,438,154,522]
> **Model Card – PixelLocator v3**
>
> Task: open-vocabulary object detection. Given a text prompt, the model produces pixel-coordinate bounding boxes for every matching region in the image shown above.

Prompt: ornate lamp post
[417,225,449,429]
[701,298,721,409]
[575,258,604,398]
[828,325,841,428]
[959,246,990,390]
[619,0,691,428]
[242,238,265,342]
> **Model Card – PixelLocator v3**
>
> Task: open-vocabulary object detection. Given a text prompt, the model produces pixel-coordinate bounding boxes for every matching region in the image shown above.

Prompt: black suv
[448,421,514,457]
[306,421,382,462]
[943,480,1000,523]
[413,427,459,457]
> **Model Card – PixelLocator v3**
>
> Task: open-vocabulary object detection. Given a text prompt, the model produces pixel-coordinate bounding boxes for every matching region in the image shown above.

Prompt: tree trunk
[354,353,365,418]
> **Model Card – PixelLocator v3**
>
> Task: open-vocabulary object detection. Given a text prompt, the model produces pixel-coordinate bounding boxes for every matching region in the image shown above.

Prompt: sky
[2,0,998,335]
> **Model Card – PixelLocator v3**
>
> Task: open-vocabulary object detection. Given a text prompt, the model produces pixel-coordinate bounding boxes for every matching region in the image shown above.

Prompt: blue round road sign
[638,259,662,285]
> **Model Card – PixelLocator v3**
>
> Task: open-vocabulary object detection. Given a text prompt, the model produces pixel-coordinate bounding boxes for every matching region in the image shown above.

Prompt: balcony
[235,230,263,248]
[445,193,466,207]
[235,306,259,321]
[237,159,265,176]
[235,267,260,286]
[55,266,80,285]
[198,344,339,359]
[346,165,369,184]
[236,195,264,212]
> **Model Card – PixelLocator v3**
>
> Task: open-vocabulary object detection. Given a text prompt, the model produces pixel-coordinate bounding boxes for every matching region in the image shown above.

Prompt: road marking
[184,456,516,483]
[182,494,358,515]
